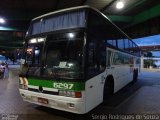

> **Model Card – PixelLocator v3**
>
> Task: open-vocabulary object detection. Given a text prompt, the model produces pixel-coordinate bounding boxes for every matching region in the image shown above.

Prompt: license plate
[38,98,48,104]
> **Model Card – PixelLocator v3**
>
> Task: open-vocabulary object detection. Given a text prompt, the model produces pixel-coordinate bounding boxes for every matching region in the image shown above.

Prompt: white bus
[19,6,141,114]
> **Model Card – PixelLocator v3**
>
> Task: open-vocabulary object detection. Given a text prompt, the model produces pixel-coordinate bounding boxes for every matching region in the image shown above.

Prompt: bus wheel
[0,72,4,79]
[103,78,114,103]
[133,70,138,82]
[136,69,138,80]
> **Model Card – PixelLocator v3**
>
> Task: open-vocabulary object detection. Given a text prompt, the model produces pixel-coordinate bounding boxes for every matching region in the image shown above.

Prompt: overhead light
[35,50,40,55]
[0,17,5,24]
[116,1,124,9]
[68,33,75,38]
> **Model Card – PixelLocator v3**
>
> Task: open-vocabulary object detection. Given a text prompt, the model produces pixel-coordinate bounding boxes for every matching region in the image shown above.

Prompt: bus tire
[136,69,138,80]
[133,69,138,82]
[0,72,4,79]
[103,77,114,103]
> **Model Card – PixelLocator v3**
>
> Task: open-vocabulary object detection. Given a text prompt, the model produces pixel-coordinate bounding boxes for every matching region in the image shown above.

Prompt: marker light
[116,1,124,9]
[37,38,44,42]
[67,63,74,67]
[0,18,5,24]
[29,38,45,43]
[30,38,37,43]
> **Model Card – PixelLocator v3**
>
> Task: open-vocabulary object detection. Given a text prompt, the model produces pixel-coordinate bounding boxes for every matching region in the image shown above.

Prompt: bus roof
[33,6,92,21]
[30,5,133,42]
[28,6,140,56]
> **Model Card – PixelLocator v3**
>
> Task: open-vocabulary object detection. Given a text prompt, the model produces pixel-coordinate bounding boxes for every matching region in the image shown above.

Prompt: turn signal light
[75,91,82,98]
[19,84,28,90]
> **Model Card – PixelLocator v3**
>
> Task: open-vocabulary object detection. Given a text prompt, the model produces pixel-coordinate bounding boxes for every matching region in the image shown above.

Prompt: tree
[144,52,154,68]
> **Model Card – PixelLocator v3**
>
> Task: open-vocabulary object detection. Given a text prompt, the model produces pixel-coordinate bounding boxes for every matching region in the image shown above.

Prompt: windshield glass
[20,31,85,80]
[25,37,45,66]
[26,44,43,65]
[21,38,45,76]
[43,37,84,79]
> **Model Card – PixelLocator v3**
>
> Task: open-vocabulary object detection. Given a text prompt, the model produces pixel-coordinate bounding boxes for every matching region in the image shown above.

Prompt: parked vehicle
[0,55,9,79]
[0,55,6,64]
[0,63,5,79]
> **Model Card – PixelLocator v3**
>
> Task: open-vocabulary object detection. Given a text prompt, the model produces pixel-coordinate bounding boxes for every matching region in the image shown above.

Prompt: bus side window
[113,52,124,65]
[136,58,140,64]
[87,41,106,78]
[99,44,106,71]
[107,50,111,66]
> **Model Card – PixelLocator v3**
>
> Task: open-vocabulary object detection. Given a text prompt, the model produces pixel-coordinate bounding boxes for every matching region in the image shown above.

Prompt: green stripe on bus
[28,78,85,91]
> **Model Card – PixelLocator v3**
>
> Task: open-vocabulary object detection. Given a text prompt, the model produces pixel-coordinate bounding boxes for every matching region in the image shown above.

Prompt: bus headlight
[59,90,67,96]
[59,90,81,98]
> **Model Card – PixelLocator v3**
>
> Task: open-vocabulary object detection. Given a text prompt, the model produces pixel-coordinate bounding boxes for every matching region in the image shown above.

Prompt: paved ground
[0,68,160,120]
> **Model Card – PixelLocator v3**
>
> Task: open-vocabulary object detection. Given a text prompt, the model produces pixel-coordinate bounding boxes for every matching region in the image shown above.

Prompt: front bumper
[19,89,86,114]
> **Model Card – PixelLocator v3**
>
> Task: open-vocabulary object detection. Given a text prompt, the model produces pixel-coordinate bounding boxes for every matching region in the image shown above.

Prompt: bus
[19,6,141,114]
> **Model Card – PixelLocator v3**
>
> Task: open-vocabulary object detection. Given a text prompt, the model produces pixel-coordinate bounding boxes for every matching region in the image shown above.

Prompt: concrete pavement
[0,68,160,120]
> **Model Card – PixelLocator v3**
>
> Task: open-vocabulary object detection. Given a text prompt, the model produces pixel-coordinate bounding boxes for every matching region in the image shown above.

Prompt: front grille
[28,88,59,95]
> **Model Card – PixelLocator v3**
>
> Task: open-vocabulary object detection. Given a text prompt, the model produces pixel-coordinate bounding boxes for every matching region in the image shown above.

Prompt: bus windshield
[43,37,84,79]
[22,38,45,76]
[26,43,43,66]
